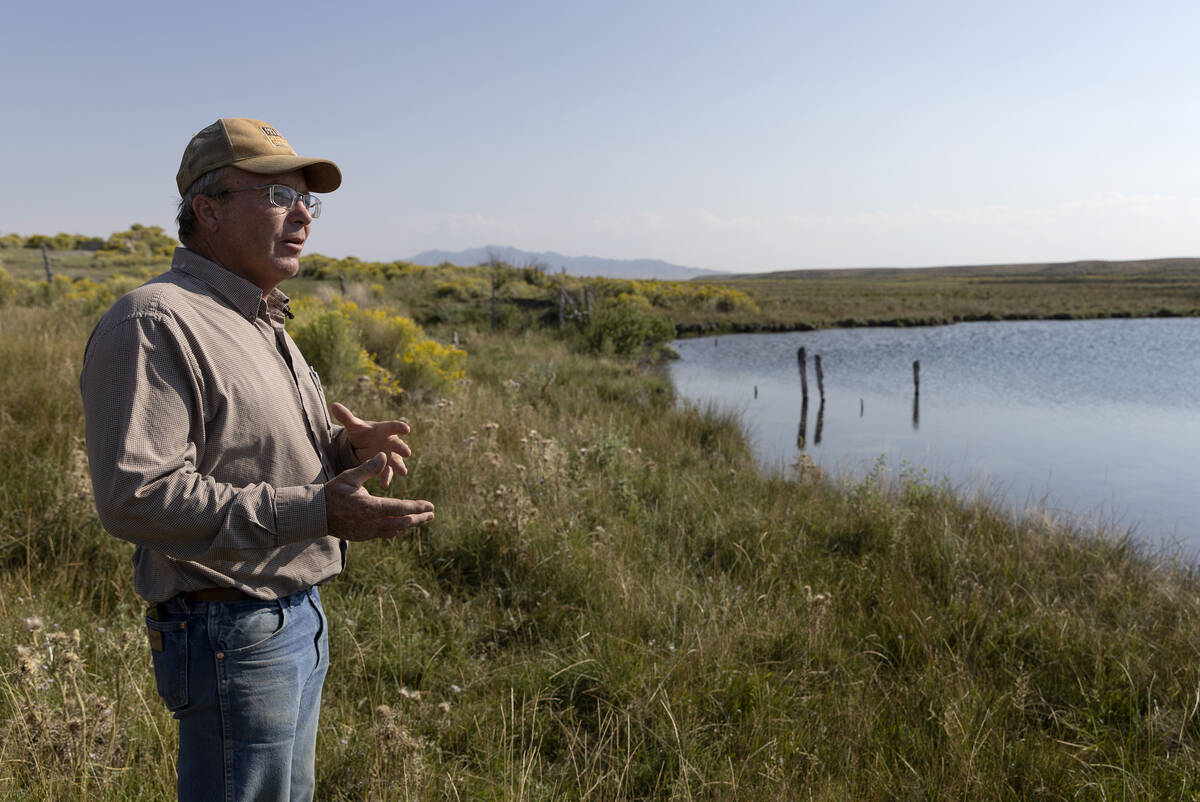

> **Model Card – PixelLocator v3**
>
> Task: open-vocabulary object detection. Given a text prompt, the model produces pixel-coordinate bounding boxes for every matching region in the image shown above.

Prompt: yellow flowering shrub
[434,277,488,300]
[590,278,758,314]
[0,270,141,312]
[288,296,465,398]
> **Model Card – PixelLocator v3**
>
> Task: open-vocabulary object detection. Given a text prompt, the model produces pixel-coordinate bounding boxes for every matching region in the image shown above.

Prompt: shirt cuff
[274,484,327,545]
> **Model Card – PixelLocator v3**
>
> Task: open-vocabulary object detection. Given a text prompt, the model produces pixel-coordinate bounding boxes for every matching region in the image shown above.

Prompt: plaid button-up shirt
[81,248,355,603]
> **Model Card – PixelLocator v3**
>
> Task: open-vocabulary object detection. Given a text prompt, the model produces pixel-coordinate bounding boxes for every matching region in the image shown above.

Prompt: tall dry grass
[4,289,1200,799]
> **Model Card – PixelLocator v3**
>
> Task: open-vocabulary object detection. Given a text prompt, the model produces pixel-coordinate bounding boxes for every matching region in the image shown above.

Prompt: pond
[666,318,1200,555]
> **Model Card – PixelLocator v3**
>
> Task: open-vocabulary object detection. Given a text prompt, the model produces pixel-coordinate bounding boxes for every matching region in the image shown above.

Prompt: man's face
[208,167,312,293]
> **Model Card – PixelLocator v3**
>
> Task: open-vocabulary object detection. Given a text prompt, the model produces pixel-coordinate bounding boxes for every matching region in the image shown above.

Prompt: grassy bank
[678,258,1200,334]
[6,245,1200,337]
[4,279,1200,799]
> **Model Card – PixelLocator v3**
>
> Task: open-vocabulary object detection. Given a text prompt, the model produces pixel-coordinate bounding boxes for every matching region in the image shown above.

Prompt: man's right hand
[325,453,435,541]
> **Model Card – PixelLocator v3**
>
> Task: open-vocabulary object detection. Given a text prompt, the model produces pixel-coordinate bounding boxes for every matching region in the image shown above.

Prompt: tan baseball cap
[176,118,342,195]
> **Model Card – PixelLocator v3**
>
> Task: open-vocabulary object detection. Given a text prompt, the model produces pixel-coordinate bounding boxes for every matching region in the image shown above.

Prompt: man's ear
[192,194,222,234]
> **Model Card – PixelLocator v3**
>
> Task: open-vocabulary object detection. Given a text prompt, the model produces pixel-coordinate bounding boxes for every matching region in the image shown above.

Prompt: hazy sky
[4,0,1200,272]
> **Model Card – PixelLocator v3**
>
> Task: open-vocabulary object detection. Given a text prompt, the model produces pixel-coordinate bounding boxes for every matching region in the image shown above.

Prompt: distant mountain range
[408,245,727,281]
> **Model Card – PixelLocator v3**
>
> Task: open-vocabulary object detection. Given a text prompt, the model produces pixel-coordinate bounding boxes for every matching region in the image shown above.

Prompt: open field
[678,258,1200,333]
[5,251,1200,798]
[7,244,1200,336]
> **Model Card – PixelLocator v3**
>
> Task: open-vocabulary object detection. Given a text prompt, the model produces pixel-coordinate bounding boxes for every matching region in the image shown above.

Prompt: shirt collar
[170,247,291,323]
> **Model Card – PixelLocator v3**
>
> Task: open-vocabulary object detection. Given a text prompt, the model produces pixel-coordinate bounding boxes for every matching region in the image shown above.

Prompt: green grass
[7,245,1200,338]
[5,275,1200,799]
[678,258,1200,333]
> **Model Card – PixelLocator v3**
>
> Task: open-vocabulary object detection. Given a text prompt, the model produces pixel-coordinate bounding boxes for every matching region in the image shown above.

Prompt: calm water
[667,318,1200,554]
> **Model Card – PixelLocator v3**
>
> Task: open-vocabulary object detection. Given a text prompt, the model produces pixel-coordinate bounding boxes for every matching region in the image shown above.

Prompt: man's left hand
[330,402,413,486]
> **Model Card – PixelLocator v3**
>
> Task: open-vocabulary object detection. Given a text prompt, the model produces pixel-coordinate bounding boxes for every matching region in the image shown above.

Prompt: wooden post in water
[815,354,825,401]
[913,360,920,395]
[796,347,809,449]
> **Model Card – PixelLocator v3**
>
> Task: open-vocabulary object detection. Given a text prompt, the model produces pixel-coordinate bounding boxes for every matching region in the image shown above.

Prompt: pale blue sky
[4,0,1200,272]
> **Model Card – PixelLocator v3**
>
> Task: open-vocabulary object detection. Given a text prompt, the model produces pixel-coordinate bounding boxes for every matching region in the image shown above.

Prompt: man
[80,118,434,801]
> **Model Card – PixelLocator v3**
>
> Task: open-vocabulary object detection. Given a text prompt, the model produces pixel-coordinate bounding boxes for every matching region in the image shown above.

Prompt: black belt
[184,587,256,602]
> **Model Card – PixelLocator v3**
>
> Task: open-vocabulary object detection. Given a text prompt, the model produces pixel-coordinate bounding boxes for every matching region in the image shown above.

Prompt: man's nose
[289,198,313,224]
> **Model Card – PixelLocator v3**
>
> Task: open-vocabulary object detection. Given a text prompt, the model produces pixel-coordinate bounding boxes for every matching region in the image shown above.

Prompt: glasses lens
[267,185,298,209]
[266,185,321,218]
[303,194,322,219]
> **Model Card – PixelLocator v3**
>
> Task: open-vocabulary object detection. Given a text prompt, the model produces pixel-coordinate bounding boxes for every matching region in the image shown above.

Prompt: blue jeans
[146,587,329,802]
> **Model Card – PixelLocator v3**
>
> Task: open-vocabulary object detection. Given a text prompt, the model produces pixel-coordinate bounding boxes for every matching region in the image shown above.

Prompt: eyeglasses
[214,184,323,219]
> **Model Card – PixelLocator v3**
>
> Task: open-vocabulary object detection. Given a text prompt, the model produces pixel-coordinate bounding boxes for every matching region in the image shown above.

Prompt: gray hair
[175,167,229,245]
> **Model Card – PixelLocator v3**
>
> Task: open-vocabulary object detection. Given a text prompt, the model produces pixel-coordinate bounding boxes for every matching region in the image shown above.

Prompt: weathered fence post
[814,354,825,401]
[41,243,53,283]
[490,277,498,332]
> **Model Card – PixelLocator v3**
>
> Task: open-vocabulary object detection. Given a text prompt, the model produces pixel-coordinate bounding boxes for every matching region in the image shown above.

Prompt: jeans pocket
[215,601,289,655]
[146,617,189,711]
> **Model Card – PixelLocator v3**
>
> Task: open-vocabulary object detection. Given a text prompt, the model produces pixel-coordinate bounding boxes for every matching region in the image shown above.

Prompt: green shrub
[289,297,465,399]
[102,224,177,257]
[584,293,677,355]
[289,309,374,392]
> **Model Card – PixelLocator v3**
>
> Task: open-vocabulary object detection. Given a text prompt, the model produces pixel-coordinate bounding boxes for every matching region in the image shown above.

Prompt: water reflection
[797,395,807,449]
[667,318,1200,552]
[797,397,826,448]
[913,360,920,431]
[799,352,921,447]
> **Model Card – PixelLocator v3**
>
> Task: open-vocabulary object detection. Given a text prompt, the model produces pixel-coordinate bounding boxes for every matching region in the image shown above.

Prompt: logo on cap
[260,126,290,149]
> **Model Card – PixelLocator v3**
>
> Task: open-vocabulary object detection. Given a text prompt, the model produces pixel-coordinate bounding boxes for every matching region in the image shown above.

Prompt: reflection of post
[815,354,825,401]
[797,395,808,449]
[797,347,808,403]
[912,360,920,430]
[815,399,825,445]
